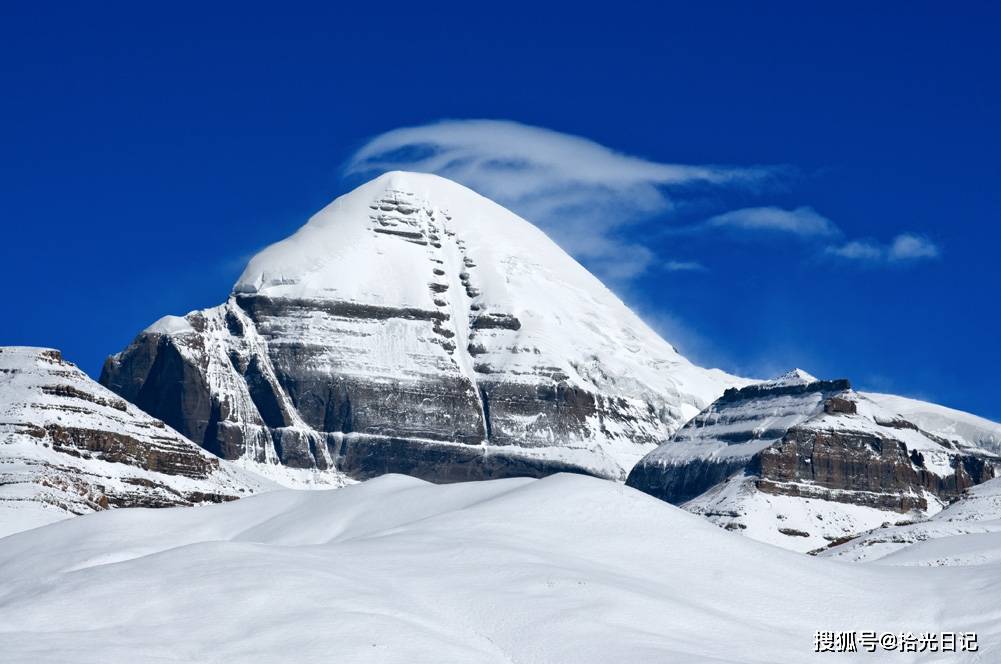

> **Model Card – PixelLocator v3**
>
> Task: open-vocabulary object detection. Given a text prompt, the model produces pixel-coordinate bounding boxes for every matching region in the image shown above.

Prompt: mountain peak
[107,172,747,482]
[233,170,546,301]
[763,368,818,386]
[370,168,464,189]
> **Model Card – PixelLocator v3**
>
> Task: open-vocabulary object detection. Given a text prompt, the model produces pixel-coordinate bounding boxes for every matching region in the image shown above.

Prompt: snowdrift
[2,473,998,663]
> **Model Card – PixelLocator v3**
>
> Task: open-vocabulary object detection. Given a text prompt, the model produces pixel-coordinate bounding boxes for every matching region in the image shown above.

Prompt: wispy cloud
[348,119,767,195]
[701,207,940,268]
[705,206,839,237]
[347,119,940,281]
[827,233,940,263]
[663,260,707,272]
[826,239,883,260]
[888,233,940,260]
[346,119,775,283]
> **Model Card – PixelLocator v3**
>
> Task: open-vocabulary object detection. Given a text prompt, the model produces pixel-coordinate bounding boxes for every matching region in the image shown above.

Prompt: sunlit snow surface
[823,476,1001,566]
[2,473,1000,663]
[865,392,1001,455]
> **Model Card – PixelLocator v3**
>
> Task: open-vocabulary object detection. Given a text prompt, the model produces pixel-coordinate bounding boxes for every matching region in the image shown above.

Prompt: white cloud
[348,119,766,195]
[663,260,707,272]
[826,234,940,263]
[888,233,940,260]
[346,119,774,283]
[346,120,940,282]
[705,206,839,237]
[826,240,884,260]
[698,208,942,269]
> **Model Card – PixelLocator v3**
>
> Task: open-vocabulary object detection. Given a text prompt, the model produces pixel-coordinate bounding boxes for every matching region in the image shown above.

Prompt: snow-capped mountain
[0,347,273,537]
[626,370,1000,552]
[101,171,745,481]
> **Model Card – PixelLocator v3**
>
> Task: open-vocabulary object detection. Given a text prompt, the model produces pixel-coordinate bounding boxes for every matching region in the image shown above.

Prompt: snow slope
[822,477,1001,565]
[865,392,1001,454]
[1,473,998,663]
[682,471,934,553]
[0,347,276,537]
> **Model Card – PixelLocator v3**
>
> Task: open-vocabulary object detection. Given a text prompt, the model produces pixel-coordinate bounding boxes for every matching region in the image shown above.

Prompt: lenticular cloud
[346,119,772,281]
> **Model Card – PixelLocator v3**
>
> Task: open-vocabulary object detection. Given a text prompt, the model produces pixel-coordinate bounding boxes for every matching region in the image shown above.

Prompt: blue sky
[2,2,999,419]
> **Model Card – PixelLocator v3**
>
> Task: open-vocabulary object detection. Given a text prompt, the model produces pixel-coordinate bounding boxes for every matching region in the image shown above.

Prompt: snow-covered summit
[237,171,585,303]
[761,368,818,387]
[144,315,195,336]
[236,171,628,309]
[105,172,748,481]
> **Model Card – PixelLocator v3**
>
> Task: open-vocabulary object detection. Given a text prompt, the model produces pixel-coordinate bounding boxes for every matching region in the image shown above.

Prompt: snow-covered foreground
[2,474,999,663]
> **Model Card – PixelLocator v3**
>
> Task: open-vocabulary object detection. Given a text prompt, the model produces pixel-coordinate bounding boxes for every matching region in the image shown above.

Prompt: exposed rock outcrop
[626,369,1000,552]
[0,347,272,537]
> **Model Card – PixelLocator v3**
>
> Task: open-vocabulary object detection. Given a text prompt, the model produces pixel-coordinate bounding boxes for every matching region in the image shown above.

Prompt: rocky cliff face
[0,346,272,537]
[102,172,745,482]
[626,370,1000,552]
[625,371,853,504]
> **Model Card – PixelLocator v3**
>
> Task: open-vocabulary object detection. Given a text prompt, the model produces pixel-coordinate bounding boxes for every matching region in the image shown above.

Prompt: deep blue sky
[2,2,999,419]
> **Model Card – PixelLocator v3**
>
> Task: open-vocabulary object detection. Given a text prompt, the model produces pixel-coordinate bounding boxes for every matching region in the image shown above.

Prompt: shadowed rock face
[326,434,594,483]
[101,173,742,482]
[625,457,749,505]
[100,296,640,481]
[117,334,217,450]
